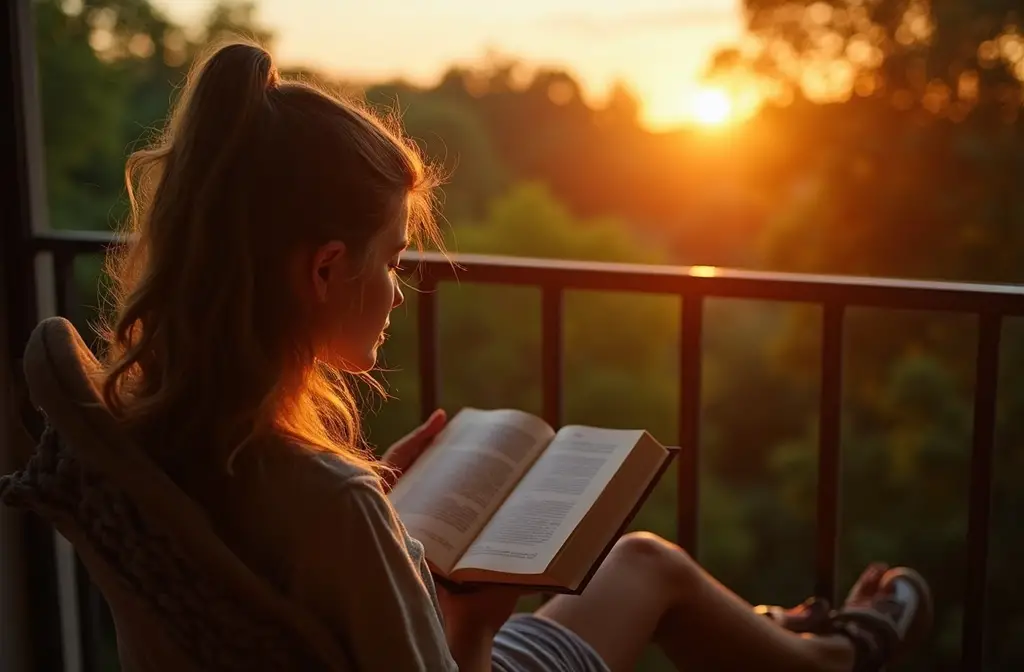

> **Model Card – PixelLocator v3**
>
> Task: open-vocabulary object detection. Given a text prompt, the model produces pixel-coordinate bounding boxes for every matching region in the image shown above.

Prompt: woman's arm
[438,584,525,672]
[287,474,458,671]
[446,626,496,672]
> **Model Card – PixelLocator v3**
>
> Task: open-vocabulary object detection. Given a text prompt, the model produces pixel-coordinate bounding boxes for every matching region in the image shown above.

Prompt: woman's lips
[376,321,392,345]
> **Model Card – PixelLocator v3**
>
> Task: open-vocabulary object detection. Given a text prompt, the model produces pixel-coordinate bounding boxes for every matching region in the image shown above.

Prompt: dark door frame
[2,1,67,671]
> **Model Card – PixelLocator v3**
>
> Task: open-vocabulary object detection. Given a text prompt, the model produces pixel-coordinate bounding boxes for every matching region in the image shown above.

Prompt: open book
[388,408,677,594]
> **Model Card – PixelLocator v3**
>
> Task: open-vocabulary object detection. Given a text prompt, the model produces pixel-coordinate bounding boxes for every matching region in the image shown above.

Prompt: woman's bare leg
[535,532,855,672]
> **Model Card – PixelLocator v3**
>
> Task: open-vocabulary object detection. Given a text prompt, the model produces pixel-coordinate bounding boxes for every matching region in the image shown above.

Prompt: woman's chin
[338,358,374,375]
[322,337,383,374]
[342,348,379,374]
[321,348,376,375]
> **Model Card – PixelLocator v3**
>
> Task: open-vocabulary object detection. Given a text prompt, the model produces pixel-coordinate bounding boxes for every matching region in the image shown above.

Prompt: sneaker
[831,564,933,671]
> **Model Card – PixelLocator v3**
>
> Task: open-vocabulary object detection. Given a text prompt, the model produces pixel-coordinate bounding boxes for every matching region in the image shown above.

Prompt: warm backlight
[689,265,719,278]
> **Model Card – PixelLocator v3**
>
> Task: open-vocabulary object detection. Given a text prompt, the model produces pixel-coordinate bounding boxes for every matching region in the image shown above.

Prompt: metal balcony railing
[15,228,1024,672]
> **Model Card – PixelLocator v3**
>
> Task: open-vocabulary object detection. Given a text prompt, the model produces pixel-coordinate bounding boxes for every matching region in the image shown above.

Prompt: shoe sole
[884,567,933,663]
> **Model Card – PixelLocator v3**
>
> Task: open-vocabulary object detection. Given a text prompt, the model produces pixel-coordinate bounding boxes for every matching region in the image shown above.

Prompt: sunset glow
[690,88,735,127]
[152,0,746,131]
[689,265,719,277]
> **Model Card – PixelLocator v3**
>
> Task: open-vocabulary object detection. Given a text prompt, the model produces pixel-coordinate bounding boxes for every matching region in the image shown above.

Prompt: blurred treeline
[31,0,1024,669]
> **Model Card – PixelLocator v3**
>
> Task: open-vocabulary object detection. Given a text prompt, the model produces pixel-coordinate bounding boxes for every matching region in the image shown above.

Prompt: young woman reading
[98,40,932,672]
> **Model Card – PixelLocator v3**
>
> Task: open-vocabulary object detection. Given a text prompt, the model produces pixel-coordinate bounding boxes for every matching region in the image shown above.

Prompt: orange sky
[153,0,747,130]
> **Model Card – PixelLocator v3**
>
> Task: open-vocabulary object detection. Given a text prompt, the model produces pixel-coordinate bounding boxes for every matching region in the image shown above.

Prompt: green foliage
[34,0,132,231]
[32,0,272,232]
[368,184,678,446]
[365,85,508,221]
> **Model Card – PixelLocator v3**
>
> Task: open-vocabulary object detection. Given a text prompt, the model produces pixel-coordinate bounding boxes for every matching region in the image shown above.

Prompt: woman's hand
[436,583,528,668]
[380,408,447,491]
[436,583,524,635]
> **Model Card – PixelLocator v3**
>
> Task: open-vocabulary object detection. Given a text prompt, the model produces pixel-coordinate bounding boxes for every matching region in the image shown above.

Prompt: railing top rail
[30,229,1024,315]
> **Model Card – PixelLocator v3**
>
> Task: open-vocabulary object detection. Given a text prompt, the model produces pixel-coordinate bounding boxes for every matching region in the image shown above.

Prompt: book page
[389,409,554,573]
[453,426,642,575]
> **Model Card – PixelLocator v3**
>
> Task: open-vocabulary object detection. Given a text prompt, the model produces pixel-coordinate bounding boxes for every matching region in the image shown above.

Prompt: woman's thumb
[417,408,447,437]
[394,409,446,452]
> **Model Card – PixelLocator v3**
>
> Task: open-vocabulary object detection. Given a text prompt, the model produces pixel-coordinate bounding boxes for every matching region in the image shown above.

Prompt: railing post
[541,287,563,427]
[52,251,76,323]
[53,252,110,672]
[962,311,1002,671]
[677,296,703,555]
[815,303,844,604]
[1,1,65,672]
[417,270,439,422]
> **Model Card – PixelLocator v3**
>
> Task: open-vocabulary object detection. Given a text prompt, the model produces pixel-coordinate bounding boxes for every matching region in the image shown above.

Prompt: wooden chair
[1,317,353,671]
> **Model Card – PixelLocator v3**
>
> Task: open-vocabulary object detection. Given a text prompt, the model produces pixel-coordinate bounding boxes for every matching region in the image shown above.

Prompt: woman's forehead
[376,198,409,249]
[392,198,411,242]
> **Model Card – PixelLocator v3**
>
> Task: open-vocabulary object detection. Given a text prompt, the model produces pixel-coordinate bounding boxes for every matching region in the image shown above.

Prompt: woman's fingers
[382,408,448,472]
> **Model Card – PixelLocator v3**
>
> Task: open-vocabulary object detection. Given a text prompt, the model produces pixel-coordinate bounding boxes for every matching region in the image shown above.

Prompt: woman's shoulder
[246,437,421,561]
[237,434,384,502]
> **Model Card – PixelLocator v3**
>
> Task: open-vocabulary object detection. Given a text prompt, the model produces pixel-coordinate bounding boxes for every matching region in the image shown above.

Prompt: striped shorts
[492,613,610,672]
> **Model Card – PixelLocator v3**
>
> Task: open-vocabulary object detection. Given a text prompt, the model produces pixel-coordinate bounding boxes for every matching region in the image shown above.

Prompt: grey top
[188,439,458,671]
[13,315,604,671]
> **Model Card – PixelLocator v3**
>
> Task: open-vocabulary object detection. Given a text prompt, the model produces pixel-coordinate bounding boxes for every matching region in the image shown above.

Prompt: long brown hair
[100,39,441,475]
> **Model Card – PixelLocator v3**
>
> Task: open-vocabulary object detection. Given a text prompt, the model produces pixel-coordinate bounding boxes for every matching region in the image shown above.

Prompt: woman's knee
[609,532,701,589]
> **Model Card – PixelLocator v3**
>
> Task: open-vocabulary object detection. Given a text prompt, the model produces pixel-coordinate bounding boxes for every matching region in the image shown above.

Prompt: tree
[703,2,1024,668]
[34,0,275,233]
[365,85,508,221]
[714,0,1024,119]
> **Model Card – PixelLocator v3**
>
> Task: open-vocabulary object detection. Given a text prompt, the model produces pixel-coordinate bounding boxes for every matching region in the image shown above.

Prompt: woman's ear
[311,240,347,303]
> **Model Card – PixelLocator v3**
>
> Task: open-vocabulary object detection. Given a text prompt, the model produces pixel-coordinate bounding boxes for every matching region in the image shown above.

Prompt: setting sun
[691,88,735,127]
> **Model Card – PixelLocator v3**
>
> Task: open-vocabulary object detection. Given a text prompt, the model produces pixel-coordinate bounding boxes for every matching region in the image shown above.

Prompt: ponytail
[174,41,278,154]
[107,41,283,441]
